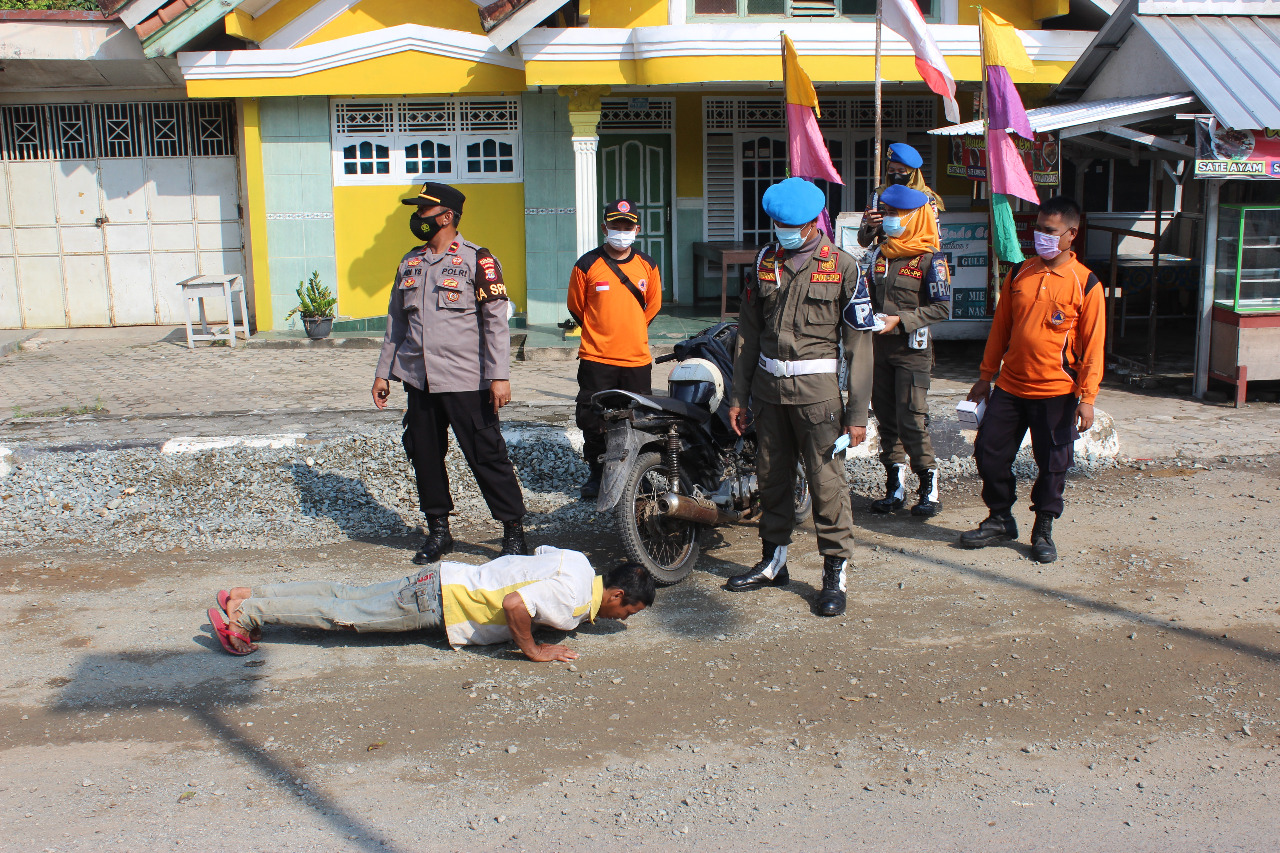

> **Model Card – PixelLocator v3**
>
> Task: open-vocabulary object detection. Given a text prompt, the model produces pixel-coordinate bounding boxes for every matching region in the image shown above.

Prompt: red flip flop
[217,590,230,614]
[207,606,254,656]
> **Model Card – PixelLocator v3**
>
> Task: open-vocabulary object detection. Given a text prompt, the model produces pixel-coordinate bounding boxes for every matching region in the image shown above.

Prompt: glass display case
[1209,204,1280,406]
[1214,204,1280,312]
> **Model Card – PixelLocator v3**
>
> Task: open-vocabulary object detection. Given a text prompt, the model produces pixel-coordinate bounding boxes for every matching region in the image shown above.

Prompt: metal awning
[1134,15,1280,131]
[928,92,1197,136]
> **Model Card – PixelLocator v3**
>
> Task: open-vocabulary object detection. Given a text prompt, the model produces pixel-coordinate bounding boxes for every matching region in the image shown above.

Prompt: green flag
[991,193,1025,263]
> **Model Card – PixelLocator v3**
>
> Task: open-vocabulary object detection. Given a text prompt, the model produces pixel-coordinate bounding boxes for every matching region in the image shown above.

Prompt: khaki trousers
[754,398,854,561]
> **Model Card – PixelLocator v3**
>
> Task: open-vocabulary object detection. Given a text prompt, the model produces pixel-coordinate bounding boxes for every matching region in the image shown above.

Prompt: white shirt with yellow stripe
[440,546,604,648]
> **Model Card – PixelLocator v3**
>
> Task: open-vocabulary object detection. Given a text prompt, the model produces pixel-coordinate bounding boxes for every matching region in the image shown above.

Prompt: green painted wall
[260,97,339,331]
[521,92,579,327]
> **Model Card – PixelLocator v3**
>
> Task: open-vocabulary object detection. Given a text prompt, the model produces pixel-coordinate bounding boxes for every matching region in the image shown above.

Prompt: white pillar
[572,134,600,258]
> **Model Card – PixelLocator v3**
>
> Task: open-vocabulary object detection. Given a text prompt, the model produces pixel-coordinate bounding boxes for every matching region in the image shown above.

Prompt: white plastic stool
[177,274,250,349]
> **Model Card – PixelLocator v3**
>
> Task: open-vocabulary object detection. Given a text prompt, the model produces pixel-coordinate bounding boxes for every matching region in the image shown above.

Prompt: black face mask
[886,171,911,186]
[410,212,444,242]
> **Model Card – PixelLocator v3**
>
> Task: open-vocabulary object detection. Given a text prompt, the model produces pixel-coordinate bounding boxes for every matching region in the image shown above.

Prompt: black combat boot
[500,518,529,557]
[815,556,847,617]
[870,463,906,513]
[910,468,941,517]
[413,514,453,565]
[1029,512,1058,563]
[727,542,789,591]
[579,462,603,501]
[958,512,1018,549]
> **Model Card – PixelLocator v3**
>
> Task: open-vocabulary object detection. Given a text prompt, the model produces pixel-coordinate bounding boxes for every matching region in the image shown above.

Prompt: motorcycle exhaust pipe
[656,492,740,525]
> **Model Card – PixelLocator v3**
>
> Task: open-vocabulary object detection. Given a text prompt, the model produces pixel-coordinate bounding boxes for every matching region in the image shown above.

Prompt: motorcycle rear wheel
[615,451,700,586]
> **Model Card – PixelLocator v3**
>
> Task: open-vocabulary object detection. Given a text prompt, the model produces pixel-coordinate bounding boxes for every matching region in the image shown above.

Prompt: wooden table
[177,274,250,349]
[692,242,761,318]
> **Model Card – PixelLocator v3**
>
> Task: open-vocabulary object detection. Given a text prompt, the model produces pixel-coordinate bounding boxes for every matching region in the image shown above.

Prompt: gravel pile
[0,415,1118,555]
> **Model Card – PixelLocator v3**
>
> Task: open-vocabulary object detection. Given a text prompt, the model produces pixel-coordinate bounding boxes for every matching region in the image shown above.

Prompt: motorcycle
[592,321,812,585]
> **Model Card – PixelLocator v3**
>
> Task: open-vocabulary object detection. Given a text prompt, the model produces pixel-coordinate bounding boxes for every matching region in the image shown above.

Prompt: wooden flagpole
[874,0,883,193]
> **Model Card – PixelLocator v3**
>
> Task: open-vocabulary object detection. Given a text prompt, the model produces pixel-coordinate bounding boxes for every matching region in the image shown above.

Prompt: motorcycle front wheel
[615,450,700,586]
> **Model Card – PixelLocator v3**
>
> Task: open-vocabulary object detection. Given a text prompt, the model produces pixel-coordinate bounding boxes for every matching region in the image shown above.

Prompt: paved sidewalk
[2,325,1278,460]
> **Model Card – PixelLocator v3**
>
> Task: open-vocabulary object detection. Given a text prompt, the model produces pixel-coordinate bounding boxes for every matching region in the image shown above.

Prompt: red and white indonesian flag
[882,0,960,124]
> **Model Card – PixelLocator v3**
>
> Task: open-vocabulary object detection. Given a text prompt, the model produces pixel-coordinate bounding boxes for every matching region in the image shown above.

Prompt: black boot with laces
[413,514,453,565]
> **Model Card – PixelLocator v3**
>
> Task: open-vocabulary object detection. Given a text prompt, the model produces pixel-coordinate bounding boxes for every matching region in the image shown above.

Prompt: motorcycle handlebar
[655,352,677,364]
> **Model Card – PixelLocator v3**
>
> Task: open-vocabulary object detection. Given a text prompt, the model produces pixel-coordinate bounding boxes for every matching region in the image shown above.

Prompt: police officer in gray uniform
[372,181,528,563]
[725,177,876,617]
[865,183,951,517]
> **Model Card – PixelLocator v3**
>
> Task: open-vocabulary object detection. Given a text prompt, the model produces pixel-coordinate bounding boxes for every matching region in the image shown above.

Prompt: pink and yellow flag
[782,34,843,186]
[981,10,1038,205]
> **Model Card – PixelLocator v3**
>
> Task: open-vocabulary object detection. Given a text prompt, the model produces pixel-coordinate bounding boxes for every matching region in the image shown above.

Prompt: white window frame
[331,96,522,187]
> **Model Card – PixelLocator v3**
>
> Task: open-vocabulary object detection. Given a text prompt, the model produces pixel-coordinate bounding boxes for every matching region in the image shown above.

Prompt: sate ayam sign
[1195,118,1280,179]
[945,132,1060,186]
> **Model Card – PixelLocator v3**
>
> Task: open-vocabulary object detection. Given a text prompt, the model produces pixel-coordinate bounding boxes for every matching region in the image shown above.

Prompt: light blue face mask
[880,216,905,237]
[774,225,806,250]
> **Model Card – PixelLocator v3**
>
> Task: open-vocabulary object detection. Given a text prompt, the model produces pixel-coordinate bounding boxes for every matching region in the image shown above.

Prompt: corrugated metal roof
[1135,15,1280,130]
[928,92,1197,136]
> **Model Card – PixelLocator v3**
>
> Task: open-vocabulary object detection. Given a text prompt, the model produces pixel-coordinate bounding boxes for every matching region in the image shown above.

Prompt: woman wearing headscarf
[858,142,945,249]
[861,183,951,517]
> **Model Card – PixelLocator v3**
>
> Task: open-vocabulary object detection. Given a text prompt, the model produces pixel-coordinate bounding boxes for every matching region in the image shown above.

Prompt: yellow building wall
[674,93,704,197]
[589,0,667,28]
[187,52,526,99]
[333,184,527,321]
[958,0,1037,28]
[302,0,484,46]
[239,99,273,330]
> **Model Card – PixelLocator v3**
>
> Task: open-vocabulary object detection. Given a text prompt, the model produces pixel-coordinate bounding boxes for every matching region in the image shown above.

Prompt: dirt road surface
[3,459,1279,851]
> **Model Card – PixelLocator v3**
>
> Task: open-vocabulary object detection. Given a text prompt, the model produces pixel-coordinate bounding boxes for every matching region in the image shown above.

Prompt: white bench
[177,274,250,349]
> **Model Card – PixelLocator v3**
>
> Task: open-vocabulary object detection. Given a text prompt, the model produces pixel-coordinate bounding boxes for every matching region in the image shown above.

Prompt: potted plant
[284,271,337,339]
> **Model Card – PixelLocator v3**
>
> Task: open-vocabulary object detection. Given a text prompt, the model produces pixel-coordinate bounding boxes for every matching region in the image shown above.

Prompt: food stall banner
[946,132,1060,186]
[1194,118,1280,179]
[939,215,992,319]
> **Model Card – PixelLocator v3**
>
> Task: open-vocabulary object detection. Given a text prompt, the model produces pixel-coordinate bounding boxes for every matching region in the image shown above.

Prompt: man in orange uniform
[960,196,1104,563]
[568,199,663,499]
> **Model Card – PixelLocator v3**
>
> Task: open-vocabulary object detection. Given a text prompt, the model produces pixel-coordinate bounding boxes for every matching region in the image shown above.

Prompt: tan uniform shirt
[730,236,874,427]
[375,235,510,393]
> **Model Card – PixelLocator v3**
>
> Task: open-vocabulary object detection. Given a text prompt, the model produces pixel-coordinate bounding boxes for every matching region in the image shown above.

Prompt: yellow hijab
[880,202,940,259]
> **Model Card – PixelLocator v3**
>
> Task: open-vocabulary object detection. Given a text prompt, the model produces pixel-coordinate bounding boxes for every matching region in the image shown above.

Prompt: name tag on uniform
[811,272,842,283]
[595,284,610,292]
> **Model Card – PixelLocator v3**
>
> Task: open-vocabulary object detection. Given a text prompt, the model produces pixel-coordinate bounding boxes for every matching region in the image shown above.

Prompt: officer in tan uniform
[726,177,876,617]
[865,183,951,517]
[372,181,528,563]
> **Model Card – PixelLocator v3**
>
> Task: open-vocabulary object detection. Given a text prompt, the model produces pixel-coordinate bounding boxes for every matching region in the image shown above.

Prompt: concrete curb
[0,331,37,359]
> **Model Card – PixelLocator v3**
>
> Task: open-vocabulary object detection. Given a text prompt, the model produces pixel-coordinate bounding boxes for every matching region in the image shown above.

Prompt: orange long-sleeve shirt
[567,247,662,367]
[979,253,1106,404]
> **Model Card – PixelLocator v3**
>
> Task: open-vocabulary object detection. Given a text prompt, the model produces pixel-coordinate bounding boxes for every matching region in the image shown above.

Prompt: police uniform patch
[874,257,888,275]
[440,278,460,289]
[446,291,460,303]
[451,256,463,266]
[810,272,842,283]
[819,245,831,259]
[899,258,924,280]
[406,257,421,267]
[819,257,836,272]
[447,241,460,254]
[474,248,508,303]
[757,271,777,282]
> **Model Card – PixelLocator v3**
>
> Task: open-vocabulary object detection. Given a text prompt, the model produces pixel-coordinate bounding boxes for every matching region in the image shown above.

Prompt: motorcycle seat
[592,390,713,424]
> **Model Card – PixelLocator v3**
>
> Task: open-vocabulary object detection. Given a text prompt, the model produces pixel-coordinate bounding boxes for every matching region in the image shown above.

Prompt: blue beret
[888,142,923,169]
[762,177,826,227]
[880,184,929,211]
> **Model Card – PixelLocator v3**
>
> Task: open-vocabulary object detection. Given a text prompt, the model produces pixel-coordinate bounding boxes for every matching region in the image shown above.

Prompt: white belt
[758,355,838,378]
